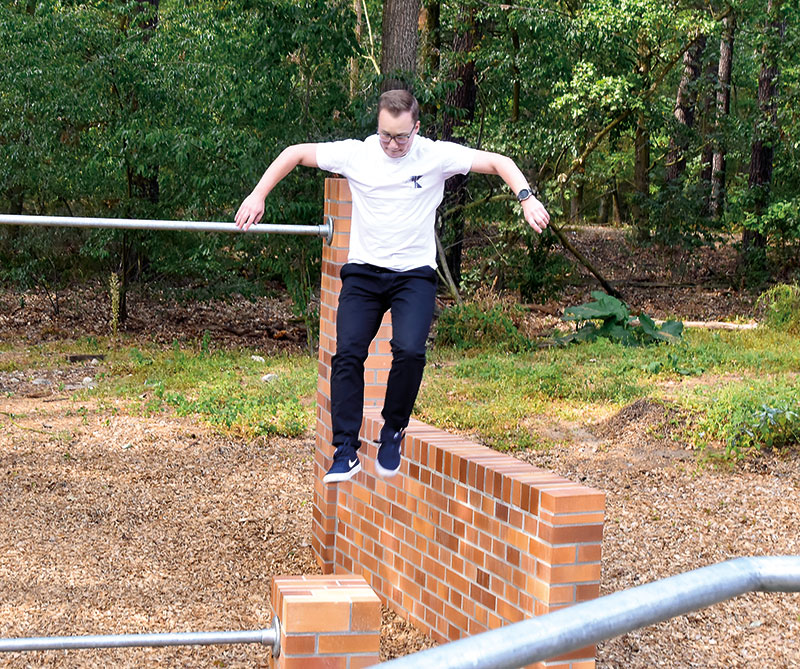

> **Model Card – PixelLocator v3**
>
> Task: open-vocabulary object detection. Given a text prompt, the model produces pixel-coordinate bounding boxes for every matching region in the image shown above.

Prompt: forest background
[1,0,798,327]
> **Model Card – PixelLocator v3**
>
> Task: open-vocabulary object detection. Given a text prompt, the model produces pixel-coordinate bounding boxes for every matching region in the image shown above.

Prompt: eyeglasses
[378,128,415,146]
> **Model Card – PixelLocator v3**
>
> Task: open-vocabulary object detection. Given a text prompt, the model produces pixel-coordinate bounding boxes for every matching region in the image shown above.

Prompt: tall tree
[117,0,161,321]
[380,0,421,91]
[666,36,707,183]
[710,14,736,219]
[631,30,652,238]
[439,3,480,288]
[742,0,785,275]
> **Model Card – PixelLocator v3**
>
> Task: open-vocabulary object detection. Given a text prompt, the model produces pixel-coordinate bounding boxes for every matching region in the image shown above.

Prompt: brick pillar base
[270,575,382,669]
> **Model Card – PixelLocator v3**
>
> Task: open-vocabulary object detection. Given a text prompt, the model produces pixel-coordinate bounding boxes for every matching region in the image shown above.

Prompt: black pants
[331,263,437,449]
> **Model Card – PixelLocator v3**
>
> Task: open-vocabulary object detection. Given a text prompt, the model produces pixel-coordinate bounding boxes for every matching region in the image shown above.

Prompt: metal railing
[0,616,280,657]
[373,556,800,669]
[0,214,334,245]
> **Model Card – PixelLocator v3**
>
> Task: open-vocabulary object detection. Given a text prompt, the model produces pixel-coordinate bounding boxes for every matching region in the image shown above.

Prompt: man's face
[377,109,419,159]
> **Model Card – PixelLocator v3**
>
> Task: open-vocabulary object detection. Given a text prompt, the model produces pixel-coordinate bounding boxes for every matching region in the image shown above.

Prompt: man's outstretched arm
[235,143,319,230]
[469,150,550,233]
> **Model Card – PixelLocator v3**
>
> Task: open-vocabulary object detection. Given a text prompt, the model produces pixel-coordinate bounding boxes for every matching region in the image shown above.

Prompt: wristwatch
[516,188,533,202]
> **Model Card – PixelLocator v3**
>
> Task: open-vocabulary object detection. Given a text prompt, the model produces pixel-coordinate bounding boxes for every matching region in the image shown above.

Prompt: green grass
[2,335,317,439]
[107,342,317,437]
[416,328,800,454]
[4,326,799,460]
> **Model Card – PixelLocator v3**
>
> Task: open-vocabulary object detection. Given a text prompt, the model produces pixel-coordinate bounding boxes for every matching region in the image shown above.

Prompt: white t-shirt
[316,134,476,271]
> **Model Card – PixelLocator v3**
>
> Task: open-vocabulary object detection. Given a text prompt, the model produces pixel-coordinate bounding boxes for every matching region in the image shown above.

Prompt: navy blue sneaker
[376,429,404,478]
[323,443,361,484]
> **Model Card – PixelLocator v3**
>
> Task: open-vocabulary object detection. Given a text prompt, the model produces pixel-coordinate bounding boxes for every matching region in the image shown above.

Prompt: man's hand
[522,195,550,234]
[235,192,265,231]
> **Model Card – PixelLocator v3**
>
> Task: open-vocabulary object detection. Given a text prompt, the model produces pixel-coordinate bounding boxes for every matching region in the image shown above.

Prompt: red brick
[537,522,604,546]
[281,634,316,655]
[578,543,602,563]
[317,633,380,654]
[281,657,346,669]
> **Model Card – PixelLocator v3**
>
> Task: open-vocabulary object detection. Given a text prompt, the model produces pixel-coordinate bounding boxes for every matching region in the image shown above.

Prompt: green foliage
[461,225,570,302]
[687,376,800,460]
[559,291,683,346]
[756,283,800,335]
[115,343,317,438]
[729,403,800,459]
[435,297,531,352]
[0,0,357,311]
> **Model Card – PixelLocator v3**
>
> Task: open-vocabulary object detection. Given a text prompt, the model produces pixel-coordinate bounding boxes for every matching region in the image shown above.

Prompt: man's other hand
[522,195,550,234]
[235,193,265,231]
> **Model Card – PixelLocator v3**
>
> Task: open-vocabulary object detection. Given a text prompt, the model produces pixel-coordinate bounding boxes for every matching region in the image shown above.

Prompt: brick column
[270,575,381,669]
[313,178,392,573]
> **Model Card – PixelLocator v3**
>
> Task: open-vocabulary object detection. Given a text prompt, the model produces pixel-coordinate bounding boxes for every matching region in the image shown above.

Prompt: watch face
[517,189,531,202]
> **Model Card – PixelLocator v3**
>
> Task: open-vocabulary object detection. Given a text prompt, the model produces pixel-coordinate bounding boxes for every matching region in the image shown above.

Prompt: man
[235,89,549,484]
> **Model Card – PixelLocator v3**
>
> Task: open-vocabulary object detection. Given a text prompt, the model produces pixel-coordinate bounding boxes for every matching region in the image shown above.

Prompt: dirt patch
[518,400,800,668]
[0,399,317,668]
[0,281,309,351]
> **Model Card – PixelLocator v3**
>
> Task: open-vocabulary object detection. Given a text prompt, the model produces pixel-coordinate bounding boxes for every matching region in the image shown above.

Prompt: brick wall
[270,574,381,669]
[313,178,605,668]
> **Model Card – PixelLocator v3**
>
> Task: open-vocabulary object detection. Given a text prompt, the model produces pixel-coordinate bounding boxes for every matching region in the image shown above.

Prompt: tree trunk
[420,0,440,74]
[119,0,161,321]
[350,0,363,99]
[570,182,584,223]
[699,53,718,193]
[742,0,784,276]
[666,36,706,182]
[597,193,609,224]
[631,32,651,239]
[419,0,441,132]
[380,0,421,91]
[439,5,479,289]
[710,15,736,219]
[611,180,624,224]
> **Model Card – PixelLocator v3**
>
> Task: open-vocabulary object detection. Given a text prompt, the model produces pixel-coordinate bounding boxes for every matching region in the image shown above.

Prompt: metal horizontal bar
[0,214,333,244]
[373,556,800,669]
[0,616,281,656]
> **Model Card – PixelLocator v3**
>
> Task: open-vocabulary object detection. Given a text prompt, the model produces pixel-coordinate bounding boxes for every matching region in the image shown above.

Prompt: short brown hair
[378,89,419,123]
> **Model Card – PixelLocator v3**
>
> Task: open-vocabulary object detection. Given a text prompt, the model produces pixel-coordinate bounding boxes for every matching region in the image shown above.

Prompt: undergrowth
[3,324,799,462]
[108,339,317,438]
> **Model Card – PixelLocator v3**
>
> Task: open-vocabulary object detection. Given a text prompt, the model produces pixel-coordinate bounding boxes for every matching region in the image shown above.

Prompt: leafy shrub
[435,291,531,352]
[687,377,800,460]
[756,283,800,335]
[727,403,800,459]
[558,291,683,346]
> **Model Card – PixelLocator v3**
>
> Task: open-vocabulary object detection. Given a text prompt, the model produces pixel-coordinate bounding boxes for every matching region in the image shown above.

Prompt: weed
[685,376,800,459]
[559,291,683,346]
[435,289,531,352]
[756,283,800,334]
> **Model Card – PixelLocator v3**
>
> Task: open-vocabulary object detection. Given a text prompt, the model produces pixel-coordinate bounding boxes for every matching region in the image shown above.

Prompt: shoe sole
[323,462,361,484]
[375,460,400,479]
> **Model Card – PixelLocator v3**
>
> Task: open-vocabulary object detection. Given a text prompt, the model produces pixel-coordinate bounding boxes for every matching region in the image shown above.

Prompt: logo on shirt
[409,175,423,189]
